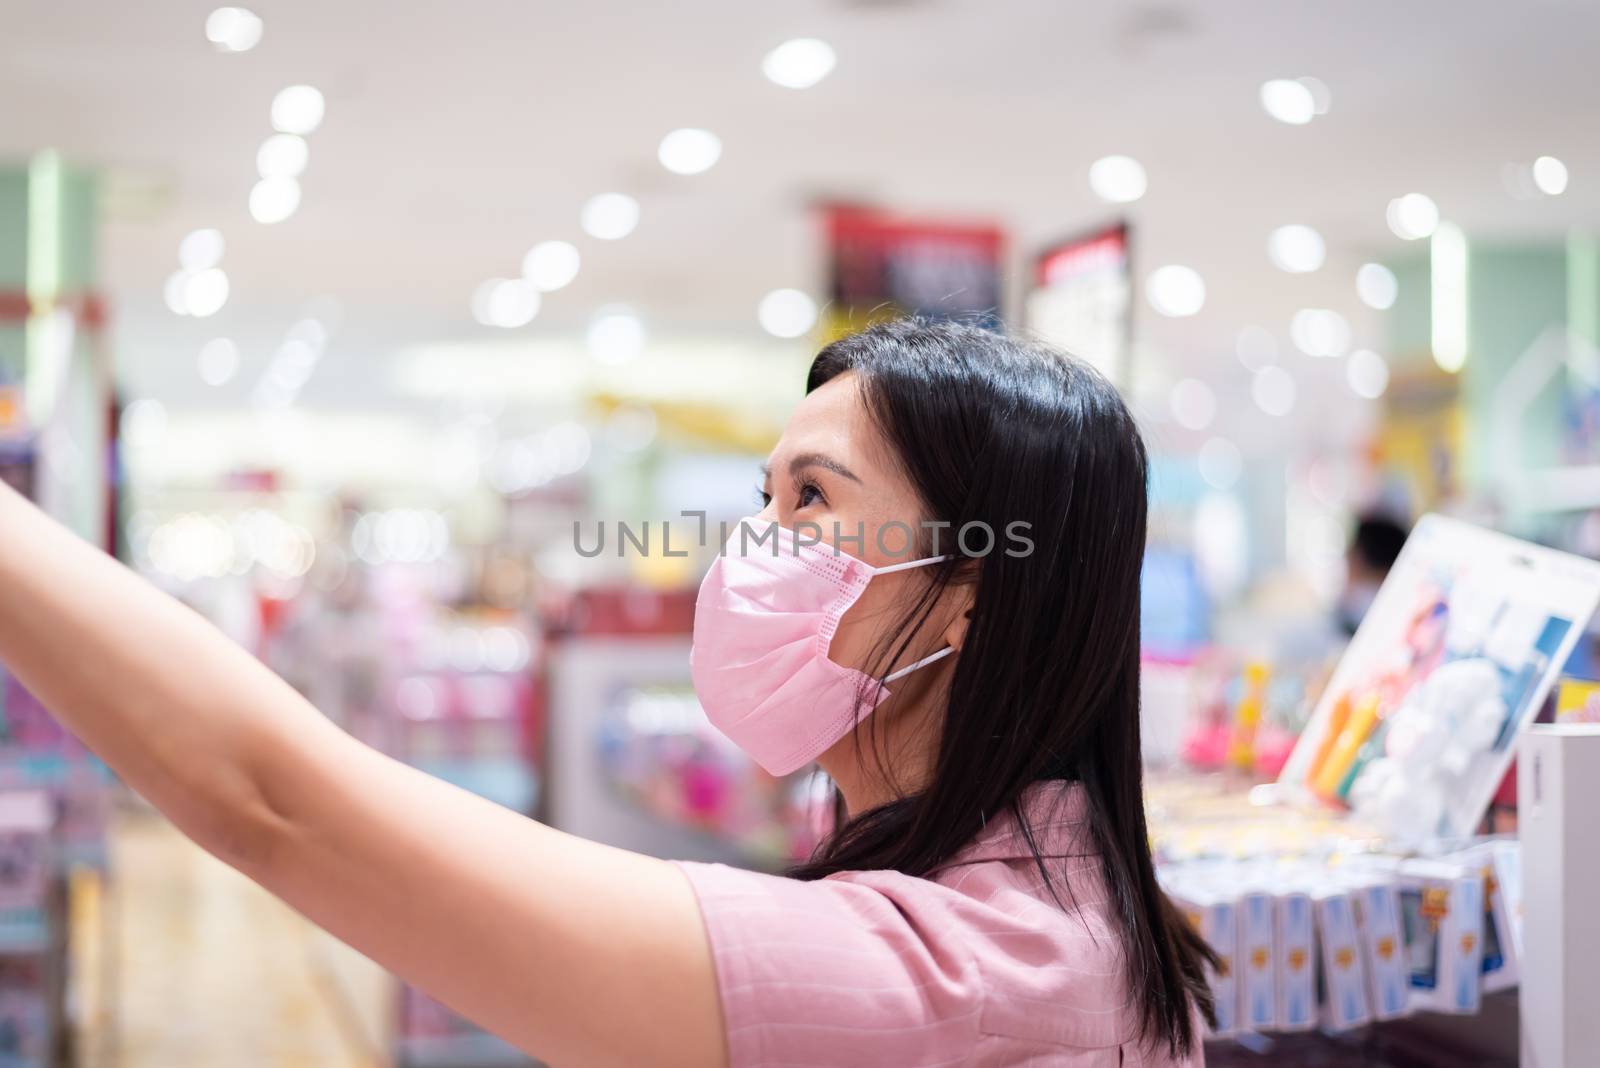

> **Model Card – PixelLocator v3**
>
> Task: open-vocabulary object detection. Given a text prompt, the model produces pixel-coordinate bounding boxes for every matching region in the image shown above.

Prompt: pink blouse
[675,782,1204,1067]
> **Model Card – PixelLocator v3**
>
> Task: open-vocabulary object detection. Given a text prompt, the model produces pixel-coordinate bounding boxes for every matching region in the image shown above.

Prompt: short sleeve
[673,861,983,1068]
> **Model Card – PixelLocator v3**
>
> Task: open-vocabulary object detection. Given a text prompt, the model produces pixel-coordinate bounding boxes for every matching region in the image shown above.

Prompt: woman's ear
[942,586,977,652]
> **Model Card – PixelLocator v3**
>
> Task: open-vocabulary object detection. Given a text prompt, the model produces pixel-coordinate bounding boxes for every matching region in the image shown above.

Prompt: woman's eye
[754,486,772,507]
[797,481,824,508]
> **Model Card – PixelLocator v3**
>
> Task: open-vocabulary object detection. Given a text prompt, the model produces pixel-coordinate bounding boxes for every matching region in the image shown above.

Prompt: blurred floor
[88,808,388,1068]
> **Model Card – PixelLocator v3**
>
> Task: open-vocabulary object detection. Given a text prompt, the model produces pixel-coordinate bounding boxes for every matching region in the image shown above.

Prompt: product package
[1273,889,1317,1031]
[0,792,51,912]
[1346,877,1411,1021]
[1492,841,1523,962]
[1396,859,1484,1015]
[1236,889,1277,1033]
[1278,515,1600,844]
[1554,676,1600,723]
[1312,887,1372,1031]
[1167,884,1240,1038]
[1452,842,1521,993]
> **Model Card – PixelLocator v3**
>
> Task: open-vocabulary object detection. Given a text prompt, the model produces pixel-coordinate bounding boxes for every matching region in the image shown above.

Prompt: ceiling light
[1289,308,1350,358]
[164,270,192,315]
[205,7,262,52]
[1356,263,1398,310]
[762,38,836,89]
[1532,155,1569,196]
[1146,265,1206,317]
[1431,222,1469,372]
[1236,325,1277,372]
[471,279,540,329]
[587,307,646,364]
[198,338,241,386]
[271,85,325,135]
[1169,378,1216,430]
[581,193,640,240]
[1267,224,1326,273]
[1298,76,1332,115]
[658,128,723,176]
[1260,79,1316,125]
[1088,155,1147,204]
[1252,366,1296,416]
[257,134,308,178]
[179,228,225,270]
[286,318,328,352]
[1386,193,1439,240]
[522,241,581,292]
[757,289,818,338]
[184,268,230,318]
[1198,437,1243,491]
[249,176,301,224]
[1346,349,1390,399]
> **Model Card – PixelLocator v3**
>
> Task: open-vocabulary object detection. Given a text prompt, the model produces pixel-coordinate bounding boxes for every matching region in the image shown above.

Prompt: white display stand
[1518,724,1600,1067]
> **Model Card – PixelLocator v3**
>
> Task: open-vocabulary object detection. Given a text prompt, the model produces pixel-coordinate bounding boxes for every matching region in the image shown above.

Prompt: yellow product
[1311,693,1381,802]
[1227,662,1271,772]
[1304,691,1352,787]
[1554,677,1600,723]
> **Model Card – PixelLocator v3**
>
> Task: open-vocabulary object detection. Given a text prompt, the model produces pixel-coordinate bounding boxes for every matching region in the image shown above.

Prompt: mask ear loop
[873,553,952,575]
[884,644,955,682]
[873,552,959,683]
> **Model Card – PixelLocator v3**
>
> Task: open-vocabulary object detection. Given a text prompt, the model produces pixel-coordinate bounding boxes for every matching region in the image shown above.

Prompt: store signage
[1025,220,1132,387]
[821,206,1005,340]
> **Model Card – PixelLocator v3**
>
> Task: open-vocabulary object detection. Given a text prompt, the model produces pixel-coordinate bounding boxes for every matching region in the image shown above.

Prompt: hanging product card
[821,206,1005,341]
[1278,514,1600,843]
[1025,221,1132,387]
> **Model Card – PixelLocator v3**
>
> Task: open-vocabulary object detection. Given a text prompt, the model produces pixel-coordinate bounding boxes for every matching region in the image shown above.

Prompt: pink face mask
[690,518,954,775]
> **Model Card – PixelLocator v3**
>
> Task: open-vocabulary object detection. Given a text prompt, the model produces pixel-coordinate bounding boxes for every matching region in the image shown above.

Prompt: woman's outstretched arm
[0,482,726,1068]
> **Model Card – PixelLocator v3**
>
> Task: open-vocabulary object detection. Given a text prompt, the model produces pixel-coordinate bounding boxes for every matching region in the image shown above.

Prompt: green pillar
[0,152,106,541]
[1387,237,1576,515]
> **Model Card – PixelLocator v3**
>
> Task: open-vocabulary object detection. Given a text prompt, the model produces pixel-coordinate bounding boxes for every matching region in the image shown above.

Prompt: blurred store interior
[2,2,1600,1065]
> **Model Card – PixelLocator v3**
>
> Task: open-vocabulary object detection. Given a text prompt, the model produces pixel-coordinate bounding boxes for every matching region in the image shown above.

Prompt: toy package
[1346,876,1411,1021]
[1273,889,1317,1031]
[1236,888,1278,1032]
[1554,677,1600,723]
[1165,881,1239,1038]
[1312,887,1371,1031]
[1396,858,1484,1015]
[1279,515,1600,843]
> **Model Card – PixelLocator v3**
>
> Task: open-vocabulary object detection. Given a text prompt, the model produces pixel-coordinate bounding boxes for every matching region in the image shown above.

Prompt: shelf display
[594,685,823,868]
[1278,514,1600,843]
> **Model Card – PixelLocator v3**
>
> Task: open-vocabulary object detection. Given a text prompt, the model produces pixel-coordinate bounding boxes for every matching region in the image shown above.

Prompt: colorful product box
[1554,677,1600,723]
[0,792,51,912]
[1397,859,1483,1015]
[1313,888,1372,1031]
[1445,842,1520,993]
[1273,890,1317,1031]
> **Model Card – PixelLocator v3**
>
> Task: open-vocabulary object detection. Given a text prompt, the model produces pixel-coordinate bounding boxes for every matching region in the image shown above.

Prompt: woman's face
[755,373,969,799]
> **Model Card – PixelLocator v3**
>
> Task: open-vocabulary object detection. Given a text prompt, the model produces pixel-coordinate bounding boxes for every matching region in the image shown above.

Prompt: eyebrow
[759,452,863,485]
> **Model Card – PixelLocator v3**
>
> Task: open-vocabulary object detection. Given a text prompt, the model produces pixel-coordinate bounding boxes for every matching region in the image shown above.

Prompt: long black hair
[788,318,1217,1057]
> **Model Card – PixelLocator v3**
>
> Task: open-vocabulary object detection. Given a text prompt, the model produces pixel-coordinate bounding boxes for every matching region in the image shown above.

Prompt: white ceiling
[3,0,1597,440]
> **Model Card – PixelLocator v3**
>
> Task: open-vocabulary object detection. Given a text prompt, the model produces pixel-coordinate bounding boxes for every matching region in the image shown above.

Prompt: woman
[0,319,1213,1066]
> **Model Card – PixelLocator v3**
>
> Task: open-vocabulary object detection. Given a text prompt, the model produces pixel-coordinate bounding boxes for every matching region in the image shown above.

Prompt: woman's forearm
[0,482,727,1066]
[0,481,334,863]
